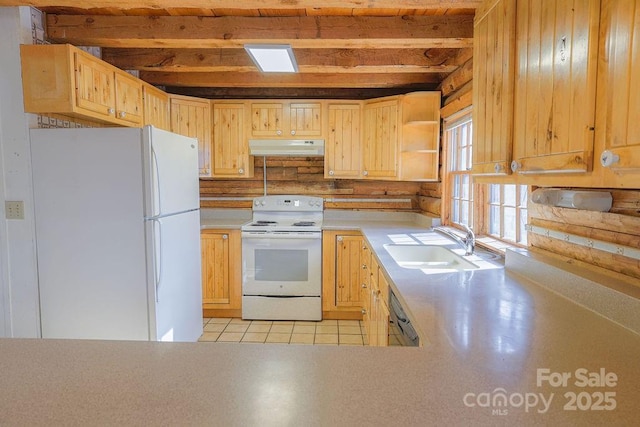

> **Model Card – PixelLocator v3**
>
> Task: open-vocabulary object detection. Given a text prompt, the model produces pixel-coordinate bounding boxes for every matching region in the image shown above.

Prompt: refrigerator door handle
[151,144,162,217]
[152,218,163,302]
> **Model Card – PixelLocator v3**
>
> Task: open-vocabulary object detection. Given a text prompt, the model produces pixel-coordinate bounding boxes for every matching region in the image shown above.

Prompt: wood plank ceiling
[1,0,480,99]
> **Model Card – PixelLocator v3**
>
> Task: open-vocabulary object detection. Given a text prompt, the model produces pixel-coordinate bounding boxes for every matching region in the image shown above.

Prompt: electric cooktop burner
[242,195,324,233]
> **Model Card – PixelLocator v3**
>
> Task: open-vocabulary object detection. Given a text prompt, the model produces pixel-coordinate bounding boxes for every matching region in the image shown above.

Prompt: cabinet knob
[600,150,620,168]
[361,309,367,315]
[276,130,282,136]
[510,161,521,172]
[108,108,115,115]
[337,236,343,242]
[362,283,367,289]
[328,170,335,176]
[494,163,504,173]
[119,111,126,118]
[362,264,367,270]
[222,234,228,240]
[291,130,296,135]
[363,170,369,176]
[238,168,244,174]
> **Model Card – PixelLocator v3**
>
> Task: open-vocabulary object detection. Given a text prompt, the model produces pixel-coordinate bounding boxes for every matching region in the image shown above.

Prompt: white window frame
[486,184,529,246]
[443,109,474,230]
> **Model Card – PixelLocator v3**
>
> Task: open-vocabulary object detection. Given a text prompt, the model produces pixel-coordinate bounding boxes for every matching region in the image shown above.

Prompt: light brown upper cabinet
[20,44,143,127]
[512,0,600,175]
[472,0,516,176]
[398,92,441,181]
[249,101,323,138]
[289,102,324,137]
[325,102,362,178]
[169,94,212,177]
[361,92,440,181]
[362,97,400,179]
[142,83,170,131]
[211,102,253,178]
[596,0,640,178]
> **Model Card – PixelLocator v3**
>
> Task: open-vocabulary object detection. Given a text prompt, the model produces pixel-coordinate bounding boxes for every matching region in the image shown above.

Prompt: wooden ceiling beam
[0,1,483,10]
[101,48,459,73]
[139,71,441,88]
[45,14,474,49]
[164,87,438,100]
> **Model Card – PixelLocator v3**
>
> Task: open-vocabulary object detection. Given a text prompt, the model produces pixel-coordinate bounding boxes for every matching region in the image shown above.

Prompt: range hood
[249,139,325,156]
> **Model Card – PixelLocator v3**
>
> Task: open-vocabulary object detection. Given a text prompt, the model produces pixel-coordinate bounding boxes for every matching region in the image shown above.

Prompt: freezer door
[143,126,200,218]
[146,209,203,342]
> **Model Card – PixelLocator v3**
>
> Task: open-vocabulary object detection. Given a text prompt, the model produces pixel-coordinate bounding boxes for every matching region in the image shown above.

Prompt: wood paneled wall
[528,189,640,281]
[200,156,441,214]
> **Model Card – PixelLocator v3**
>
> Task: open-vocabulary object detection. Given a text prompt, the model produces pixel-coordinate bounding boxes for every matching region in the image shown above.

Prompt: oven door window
[255,249,308,281]
[242,235,321,296]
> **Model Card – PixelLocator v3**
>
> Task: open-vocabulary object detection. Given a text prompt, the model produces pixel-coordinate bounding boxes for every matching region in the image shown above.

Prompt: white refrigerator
[30,126,203,342]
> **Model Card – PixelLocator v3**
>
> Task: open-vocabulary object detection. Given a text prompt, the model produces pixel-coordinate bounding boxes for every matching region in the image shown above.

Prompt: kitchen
[1,1,640,425]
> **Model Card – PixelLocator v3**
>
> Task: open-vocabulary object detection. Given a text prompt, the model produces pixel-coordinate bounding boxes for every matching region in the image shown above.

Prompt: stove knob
[260,200,266,207]
[254,200,260,207]
[309,200,314,206]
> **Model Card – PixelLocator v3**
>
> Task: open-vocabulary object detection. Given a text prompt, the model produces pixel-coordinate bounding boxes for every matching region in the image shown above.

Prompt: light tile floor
[199,318,366,346]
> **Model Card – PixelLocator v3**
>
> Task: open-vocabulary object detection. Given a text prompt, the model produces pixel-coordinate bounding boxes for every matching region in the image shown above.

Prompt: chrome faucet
[433,224,475,255]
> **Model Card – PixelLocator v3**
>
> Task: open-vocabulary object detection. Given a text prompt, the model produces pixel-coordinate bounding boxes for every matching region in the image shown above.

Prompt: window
[445,111,473,228]
[487,184,528,245]
[444,109,529,250]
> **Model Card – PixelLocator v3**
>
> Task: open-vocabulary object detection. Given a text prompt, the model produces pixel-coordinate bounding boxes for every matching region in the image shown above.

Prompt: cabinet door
[114,71,143,126]
[250,102,285,137]
[170,95,212,177]
[212,102,252,178]
[142,84,170,131]
[375,296,390,347]
[201,230,241,310]
[362,99,399,179]
[74,50,115,121]
[513,0,600,174]
[376,272,390,347]
[335,235,363,307]
[360,242,371,344]
[472,0,516,176]
[597,0,640,175]
[325,103,362,178]
[289,102,323,137]
[368,288,379,347]
[201,232,230,305]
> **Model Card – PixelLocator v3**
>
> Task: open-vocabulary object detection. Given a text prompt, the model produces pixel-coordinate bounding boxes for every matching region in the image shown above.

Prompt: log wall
[528,189,640,282]
[200,156,440,213]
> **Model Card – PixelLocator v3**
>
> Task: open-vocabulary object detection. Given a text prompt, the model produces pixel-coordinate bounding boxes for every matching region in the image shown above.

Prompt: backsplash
[200,156,441,214]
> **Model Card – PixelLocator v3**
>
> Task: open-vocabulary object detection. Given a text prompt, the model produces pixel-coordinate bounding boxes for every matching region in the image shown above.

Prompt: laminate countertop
[2,215,639,426]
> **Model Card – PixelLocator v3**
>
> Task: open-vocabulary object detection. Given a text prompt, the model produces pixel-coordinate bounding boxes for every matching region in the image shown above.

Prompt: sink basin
[384,244,478,270]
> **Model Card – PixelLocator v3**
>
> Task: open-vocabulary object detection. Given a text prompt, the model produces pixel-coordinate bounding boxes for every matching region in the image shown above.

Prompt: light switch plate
[5,201,25,220]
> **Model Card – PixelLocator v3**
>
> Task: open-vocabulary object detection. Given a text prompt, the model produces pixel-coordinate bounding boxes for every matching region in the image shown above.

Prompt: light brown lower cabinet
[201,229,241,318]
[322,230,365,320]
[364,256,389,347]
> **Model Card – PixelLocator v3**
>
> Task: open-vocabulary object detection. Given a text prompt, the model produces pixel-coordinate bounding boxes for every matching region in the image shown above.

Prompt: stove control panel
[252,195,323,212]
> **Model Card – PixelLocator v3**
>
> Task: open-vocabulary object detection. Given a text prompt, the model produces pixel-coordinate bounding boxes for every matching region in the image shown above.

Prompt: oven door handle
[241,232,322,240]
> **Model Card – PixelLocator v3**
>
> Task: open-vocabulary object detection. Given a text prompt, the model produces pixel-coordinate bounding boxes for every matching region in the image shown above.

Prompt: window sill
[476,236,525,255]
[438,226,524,255]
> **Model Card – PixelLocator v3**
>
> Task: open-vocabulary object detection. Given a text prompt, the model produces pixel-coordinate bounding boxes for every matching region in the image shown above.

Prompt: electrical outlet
[5,201,25,220]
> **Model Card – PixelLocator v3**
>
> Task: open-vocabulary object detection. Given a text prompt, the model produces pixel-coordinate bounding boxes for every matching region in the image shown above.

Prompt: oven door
[242,232,322,296]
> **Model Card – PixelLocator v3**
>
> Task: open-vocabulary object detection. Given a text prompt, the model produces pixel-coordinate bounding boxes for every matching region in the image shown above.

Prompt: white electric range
[241,195,323,321]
